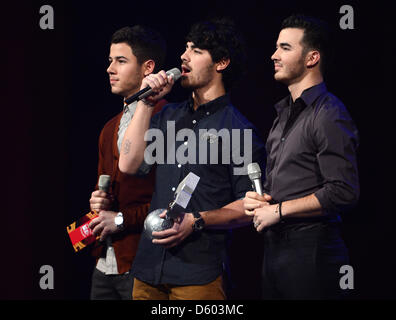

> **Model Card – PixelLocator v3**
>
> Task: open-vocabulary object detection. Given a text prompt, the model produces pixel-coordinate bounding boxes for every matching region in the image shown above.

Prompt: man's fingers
[244,201,260,209]
[256,223,265,233]
[99,228,109,242]
[245,209,255,216]
[92,222,104,237]
[245,191,268,201]
[263,193,273,201]
[243,198,261,214]
[158,70,168,81]
[245,191,258,198]
[158,210,167,219]
[152,234,179,247]
[167,75,175,84]
[146,77,161,92]
[90,198,111,211]
[145,71,168,91]
[152,227,177,239]
[89,216,101,230]
[91,190,108,197]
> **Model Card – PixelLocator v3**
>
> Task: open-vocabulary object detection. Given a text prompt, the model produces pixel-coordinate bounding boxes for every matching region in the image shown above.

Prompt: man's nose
[107,61,115,74]
[271,48,280,61]
[181,49,189,62]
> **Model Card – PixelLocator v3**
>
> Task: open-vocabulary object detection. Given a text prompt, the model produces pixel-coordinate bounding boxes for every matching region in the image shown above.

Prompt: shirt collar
[186,94,230,115]
[274,82,327,115]
[123,100,138,114]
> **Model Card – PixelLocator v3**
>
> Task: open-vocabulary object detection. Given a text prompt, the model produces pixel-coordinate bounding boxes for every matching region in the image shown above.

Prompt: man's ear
[143,59,155,76]
[216,58,230,72]
[306,50,320,68]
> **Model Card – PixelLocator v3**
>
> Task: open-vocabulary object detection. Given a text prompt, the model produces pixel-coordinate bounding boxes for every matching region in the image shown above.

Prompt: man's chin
[110,87,123,95]
[181,78,194,89]
[274,73,289,84]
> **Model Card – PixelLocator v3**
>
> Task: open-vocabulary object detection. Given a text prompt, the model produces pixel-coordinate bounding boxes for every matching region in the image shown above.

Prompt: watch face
[115,216,123,226]
[194,217,204,230]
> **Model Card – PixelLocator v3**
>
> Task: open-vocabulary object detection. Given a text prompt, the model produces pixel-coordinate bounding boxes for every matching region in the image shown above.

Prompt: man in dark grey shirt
[243,15,359,299]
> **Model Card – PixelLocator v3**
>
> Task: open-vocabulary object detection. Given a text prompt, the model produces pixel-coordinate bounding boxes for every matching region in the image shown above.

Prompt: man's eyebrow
[108,56,129,60]
[278,42,292,48]
[186,43,199,49]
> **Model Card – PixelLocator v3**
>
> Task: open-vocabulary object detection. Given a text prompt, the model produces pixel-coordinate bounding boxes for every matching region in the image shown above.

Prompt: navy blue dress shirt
[131,94,266,285]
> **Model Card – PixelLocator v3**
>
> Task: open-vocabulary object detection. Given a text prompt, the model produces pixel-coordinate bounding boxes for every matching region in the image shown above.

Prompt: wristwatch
[114,212,124,230]
[192,211,205,231]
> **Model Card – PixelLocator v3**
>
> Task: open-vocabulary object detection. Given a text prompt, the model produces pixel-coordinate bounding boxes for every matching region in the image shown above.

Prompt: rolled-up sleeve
[313,101,360,213]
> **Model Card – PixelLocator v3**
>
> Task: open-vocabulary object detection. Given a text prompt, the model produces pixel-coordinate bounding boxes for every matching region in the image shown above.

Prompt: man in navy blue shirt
[119,18,266,299]
[243,15,359,299]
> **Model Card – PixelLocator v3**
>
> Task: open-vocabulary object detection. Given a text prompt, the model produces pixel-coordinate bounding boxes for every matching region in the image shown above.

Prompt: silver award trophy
[144,172,200,239]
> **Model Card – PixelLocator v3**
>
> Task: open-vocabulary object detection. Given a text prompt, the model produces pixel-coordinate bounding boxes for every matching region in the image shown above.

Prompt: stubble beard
[181,63,215,90]
[274,55,306,86]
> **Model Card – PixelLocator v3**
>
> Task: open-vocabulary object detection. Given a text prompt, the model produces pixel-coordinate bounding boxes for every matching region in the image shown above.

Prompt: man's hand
[89,211,120,242]
[250,205,280,232]
[89,190,114,212]
[243,191,272,216]
[140,70,175,105]
[243,192,278,232]
[151,211,194,249]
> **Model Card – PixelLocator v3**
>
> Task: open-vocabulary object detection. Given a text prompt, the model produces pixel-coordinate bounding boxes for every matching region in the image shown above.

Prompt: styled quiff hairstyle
[186,17,247,90]
[281,14,332,74]
[111,25,166,72]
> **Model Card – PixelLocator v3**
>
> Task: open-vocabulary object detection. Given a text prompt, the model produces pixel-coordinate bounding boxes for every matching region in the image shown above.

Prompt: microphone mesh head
[98,174,111,192]
[247,163,261,180]
[166,68,182,81]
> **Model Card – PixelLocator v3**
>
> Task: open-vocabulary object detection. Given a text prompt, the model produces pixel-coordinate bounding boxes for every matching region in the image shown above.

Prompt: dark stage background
[2,0,394,300]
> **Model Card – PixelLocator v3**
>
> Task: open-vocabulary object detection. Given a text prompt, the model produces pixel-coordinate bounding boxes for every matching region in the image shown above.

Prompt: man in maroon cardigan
[87,25,167,300]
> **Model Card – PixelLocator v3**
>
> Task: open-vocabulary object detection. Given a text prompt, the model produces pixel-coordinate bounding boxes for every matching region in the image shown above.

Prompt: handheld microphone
[97,175,112,245]
[66,175,111,252]
[247,163,263,195]
[124,68,181,105]
[98,174,111,193]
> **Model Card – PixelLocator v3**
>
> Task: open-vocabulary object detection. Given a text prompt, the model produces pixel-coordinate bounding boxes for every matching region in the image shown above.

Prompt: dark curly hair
[111,25,166,72]
[281,14,332,74]
[186,17,247,91]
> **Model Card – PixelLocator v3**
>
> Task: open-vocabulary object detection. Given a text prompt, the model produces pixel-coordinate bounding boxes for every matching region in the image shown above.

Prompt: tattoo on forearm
[123,139,131,155]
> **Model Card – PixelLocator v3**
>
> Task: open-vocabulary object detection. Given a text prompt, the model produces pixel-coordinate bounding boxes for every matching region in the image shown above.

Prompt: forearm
[201,200,252,229]
[281,193,323,218]
[118,101,153,174]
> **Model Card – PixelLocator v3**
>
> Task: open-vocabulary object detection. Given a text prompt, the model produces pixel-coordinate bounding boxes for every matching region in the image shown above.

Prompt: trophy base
[144,208,174,239]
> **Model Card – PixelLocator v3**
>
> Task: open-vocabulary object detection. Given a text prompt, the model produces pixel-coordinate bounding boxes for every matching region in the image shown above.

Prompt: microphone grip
[124,68,181,105]
[124,86,151,105]
[252,179,263,196]
[138,87,154,100]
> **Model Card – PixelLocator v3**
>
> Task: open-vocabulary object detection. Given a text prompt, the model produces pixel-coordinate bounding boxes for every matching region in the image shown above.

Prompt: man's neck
[123,86,142,104]
[288,72,323,102]
[192,82,226,110]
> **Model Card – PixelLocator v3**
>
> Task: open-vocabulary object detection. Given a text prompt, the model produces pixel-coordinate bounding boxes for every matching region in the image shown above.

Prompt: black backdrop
[2,0,394,300]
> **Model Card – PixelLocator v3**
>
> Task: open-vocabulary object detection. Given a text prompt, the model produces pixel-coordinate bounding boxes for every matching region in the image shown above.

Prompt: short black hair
[186,17,247,91]
[281,14,332,74]
[111,25,166,72]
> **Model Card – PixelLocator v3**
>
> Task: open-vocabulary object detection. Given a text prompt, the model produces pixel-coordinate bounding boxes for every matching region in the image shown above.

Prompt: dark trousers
[90,268,134,300]
[262,222,350,300]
